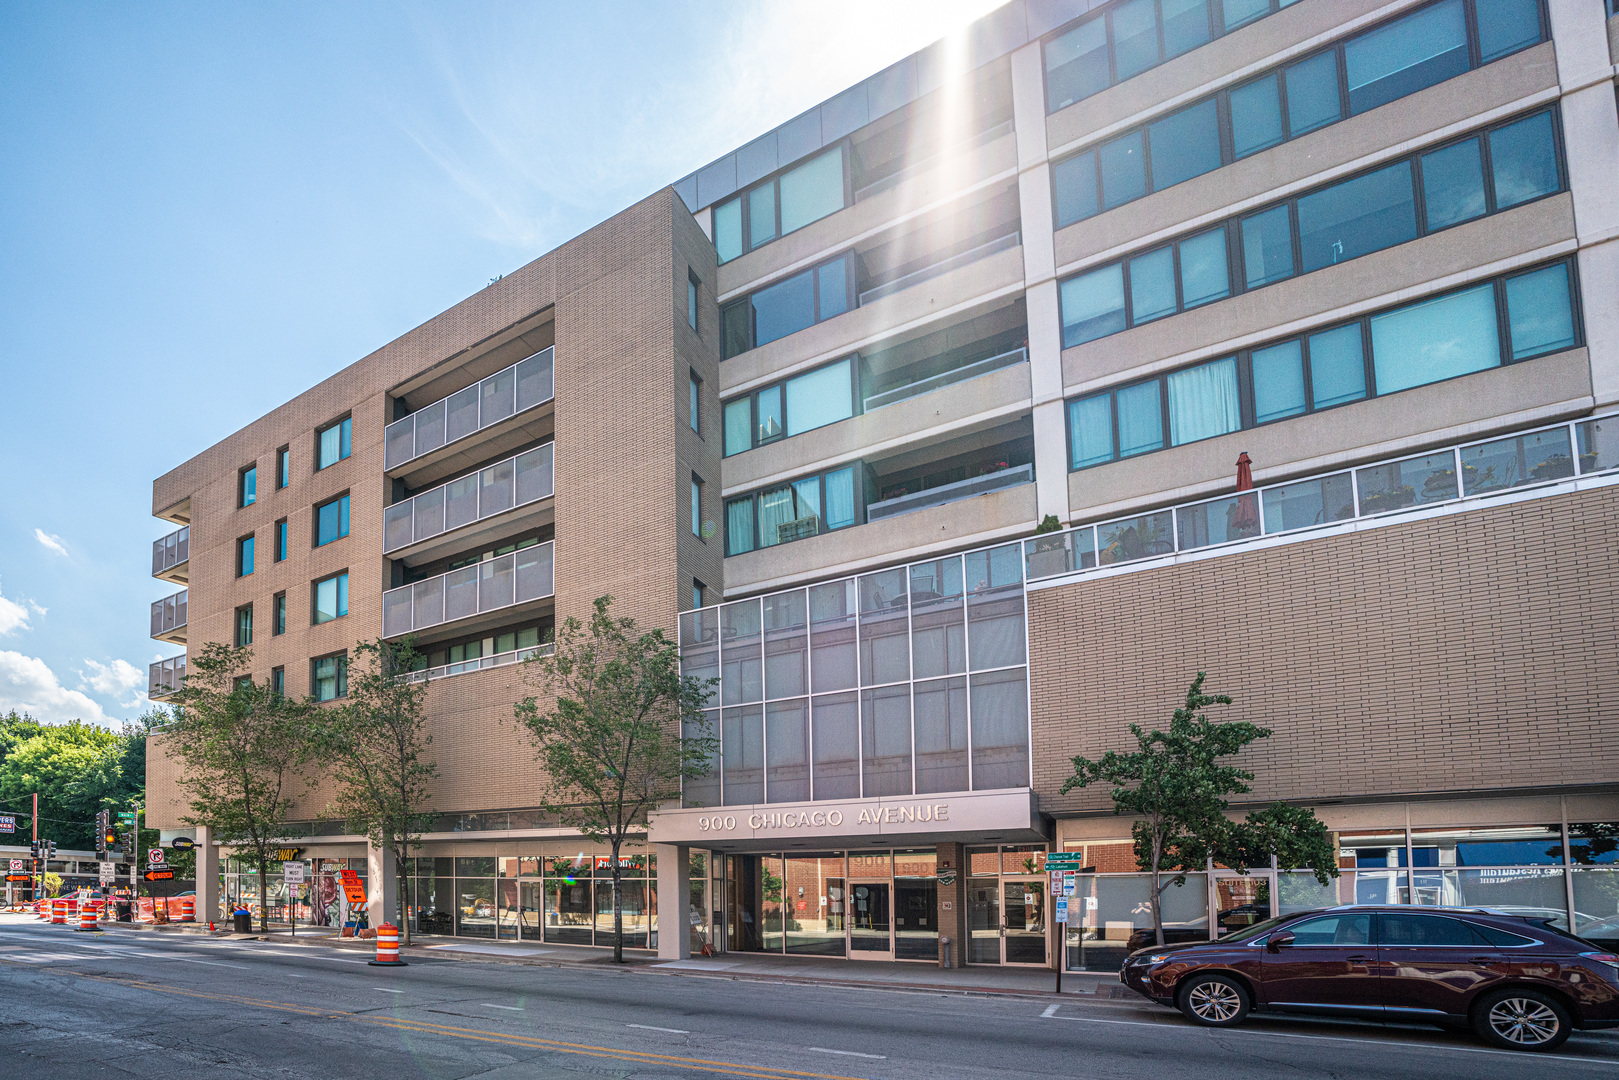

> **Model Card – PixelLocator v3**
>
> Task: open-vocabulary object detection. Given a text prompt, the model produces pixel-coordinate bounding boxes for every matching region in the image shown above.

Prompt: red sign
[143,869,175,881]
[339,869,367,905]
[5,874,30,883]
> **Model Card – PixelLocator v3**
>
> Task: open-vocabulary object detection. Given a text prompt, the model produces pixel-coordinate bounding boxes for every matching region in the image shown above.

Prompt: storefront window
[1065,872,1208,972]
[894,849,937,961]
[1409,825,1564,866]
[1571,868,1619,949]
[547,876,595,944]
[784,854,846,956]
[456,878,497,938]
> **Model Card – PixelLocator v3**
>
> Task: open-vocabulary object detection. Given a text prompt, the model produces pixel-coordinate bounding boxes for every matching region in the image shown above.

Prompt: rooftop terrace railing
[382,541,555,638]
[397,642,555,685]
[148,655,185,699]
[384,347,554,471]
[151,526,188,577]
[383,444,554,554]
[150,589,187,639]
[1024,413,1619,583]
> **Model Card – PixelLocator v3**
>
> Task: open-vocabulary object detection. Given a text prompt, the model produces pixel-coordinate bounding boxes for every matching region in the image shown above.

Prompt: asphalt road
[1,915,1616,1079]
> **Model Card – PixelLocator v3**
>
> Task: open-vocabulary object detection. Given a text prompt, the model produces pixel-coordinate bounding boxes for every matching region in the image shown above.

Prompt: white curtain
[1167,356,1241,445]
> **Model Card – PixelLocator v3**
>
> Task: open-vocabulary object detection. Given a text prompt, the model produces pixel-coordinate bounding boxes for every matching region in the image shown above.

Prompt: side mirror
[1266,931,1295,952]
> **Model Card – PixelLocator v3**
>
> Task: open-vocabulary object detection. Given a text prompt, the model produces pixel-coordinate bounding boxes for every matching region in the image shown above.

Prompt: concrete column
[655,843,691,960]
[936,842,968,968]
[194,825,220,924]
[366,840,398,929]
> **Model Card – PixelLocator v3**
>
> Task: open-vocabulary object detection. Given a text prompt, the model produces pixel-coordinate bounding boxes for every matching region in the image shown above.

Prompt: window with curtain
[1167,357,1240,446]
[1343,0,1468,115]
[314,572,349,625]
[317,416,352,470]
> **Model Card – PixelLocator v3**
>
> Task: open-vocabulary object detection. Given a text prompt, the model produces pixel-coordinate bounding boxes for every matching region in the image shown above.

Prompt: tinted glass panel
[1068,393,1114,469]
[1060,263,1126,347]
[721,705,764,805]
[969,667,1029,790]
[1420,138,1487,229]
[1297,161,1417,273]
[1285,913,1370,945]
[913,677,968,794]
[1370,283,1498,394]
[752,269,816,348]
[861,684,912,796]
[1128,247,1176,324]
[780,148,844,235]
[1241,205,1294,288]
[1045,17,1109,111]
[812,692,860,800]
[1488,110,1559,210]
[1230,73,1283,158]
[1224,0,1271,32]
[1053,150,1099,227]
[1116,380,1163,457]
[824,468,856,530]
[765,699,810,803]
[1166,357,1240,445]
[1099,132,1147,209]
[785,359,852,436]
[1111,0,1160,81]
[1504,263,1575,360]
[724,399,752,456]
[817,258,849,321]
[749,182,776,248]
[1251,340,1306,423]
[1379,913,1480,947]
[721,301,750,358]
[1474,0,1542,63]
[714,199,743,263]
[1149,99,1222,191]
[1308,324,1367,408]
[1461,427,1575,494]
[757,385,783,444]
[726,497,755,556]
[1160,0,1211,58]
[1344,0,1468,115]
[1284,51,1341,136]
[1179,227,1229,308]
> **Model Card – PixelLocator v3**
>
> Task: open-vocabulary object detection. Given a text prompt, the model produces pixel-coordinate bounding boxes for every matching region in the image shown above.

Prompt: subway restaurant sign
[650,789,1042,846]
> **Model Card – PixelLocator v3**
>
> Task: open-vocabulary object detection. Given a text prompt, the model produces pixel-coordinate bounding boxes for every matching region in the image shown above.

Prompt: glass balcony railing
[862,346,1027,413]
[149,655,186,699]
[384,347,554,470]
[151,526,189,577]
[382,541,555,638]
[867,462,1034,522]
[857,230,1020,306]
[397,643,555,685]
[1024,412,1619,581]
[150,589,187,639]
[383,444,554,554]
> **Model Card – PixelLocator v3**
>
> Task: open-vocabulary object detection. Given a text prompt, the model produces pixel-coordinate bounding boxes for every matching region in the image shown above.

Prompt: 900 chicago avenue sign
[695,802,952,834]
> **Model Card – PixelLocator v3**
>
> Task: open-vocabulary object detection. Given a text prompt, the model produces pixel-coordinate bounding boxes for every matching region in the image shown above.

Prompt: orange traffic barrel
[181,896,196,922]
[76,902,97,932]
[368,922,407,966]
[51,898,66,924]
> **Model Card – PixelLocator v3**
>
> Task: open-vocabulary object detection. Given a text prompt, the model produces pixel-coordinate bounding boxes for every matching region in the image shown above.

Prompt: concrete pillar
[936,842,968,968]
[194,825,220,924]
[366,840,398,929]
[655,843,691,960]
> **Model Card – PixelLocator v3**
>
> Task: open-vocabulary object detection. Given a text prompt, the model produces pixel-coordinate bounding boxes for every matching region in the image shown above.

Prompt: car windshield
[1218,913,1308,944]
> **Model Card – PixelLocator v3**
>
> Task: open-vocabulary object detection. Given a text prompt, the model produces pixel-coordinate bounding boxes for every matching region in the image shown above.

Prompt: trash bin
[232,908,252,933]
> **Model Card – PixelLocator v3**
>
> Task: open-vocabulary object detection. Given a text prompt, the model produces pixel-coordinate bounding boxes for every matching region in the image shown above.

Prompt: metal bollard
[368,922,407,966]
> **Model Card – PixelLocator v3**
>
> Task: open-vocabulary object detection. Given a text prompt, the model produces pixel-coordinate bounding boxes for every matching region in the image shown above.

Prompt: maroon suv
[1119,906,1619,1051]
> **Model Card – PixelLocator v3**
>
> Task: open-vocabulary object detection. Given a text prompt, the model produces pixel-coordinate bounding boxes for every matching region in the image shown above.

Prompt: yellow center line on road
[0,956,871,1080]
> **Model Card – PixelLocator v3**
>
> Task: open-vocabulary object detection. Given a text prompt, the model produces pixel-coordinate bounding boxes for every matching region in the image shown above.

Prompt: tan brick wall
[1029,485,1619,817]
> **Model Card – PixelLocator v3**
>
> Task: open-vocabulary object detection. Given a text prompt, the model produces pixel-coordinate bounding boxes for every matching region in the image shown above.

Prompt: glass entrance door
[1002,879,1048,965]
[847,881,892,958]
[1213,871,1275,937]
[967,878,1001,963]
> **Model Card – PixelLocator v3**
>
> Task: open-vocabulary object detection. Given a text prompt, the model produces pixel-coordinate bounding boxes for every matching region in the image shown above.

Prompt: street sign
[143,869,175,882]
[170,837,196,851]
[147,848,167,865]
[1055,898,1069,923]
[1043,852,1087,869]
[1063,871,1077,897]
[5,874,29,884]
[99,862,116,884]
[282,861,305,885]
[7,859,21,871]
[0,813,15,833]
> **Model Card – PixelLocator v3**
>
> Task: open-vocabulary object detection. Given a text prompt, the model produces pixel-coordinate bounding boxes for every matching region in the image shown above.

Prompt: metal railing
[384,347,554,470]
[150,590,187,638]
[396,642,555,685]
[857,230,1020,306]
[382,541,555,638]
[1025,413,1619,582]
[151,526,189,577]
[383,444,554,554]
[148,655,185,699]
[868,462,1034,522]
[862,346,1027,413]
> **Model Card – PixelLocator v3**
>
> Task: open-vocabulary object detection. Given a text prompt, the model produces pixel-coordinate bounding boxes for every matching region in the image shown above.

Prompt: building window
[234,604,253,647]
[274,518,288,562]
[1065,258,1580,470]
[722,356,856,456]
[270,667,284,697]
[721,252,854,358]
[316,416,352,470]
[314,493,350,547]
[1058,106,1564,349]
[726,465,859,556]
[313,571,349,625]
[239,464,257,508]
[1050,0,1548,228]
[272,592,286,636]
[687,271,700,331]
[276,446,290,489]
[693,580,705,609]
[236,534,255,577]
[689,371,702,434]
[714,145,848,264]
[233,675,253,694]
[312,653,347,701]
[691,475,704,538]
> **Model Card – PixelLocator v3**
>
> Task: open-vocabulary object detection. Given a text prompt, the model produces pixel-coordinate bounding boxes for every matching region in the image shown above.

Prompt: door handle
[1346,955,1370,963]
[1468,957,1496,965]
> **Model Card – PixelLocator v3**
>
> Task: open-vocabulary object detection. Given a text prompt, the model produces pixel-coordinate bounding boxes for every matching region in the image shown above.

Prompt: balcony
[397,642,555,686]
[857,230,1021,307]
[151,526,189,584]
[150,589,187,643]
[863,345,1027,413]
[383,444,554,565]
[383,541,555,640]
[867,463,1034,522]
[385,348,554,473]
[148,656,186,701]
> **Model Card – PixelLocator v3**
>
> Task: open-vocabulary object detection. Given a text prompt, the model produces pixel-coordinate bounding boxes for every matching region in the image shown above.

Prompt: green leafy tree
[512,596,716,963]
[1063,673,1337,946]
[320,638,437,944]
[164,643,322,932]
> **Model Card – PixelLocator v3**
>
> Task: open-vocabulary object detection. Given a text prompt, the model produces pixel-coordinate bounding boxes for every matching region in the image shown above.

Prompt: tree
[164,643,321,933]
[1062,673,1337,946]
[0,716,143,851]
[320,638,437,944]
[512,596,716,962]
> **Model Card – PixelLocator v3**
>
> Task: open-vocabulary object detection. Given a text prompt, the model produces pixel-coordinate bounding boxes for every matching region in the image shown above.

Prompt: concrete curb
[630,965,1134,1001]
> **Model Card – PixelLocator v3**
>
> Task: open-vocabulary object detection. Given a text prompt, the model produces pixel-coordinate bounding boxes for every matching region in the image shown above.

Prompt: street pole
[31,792,38,903]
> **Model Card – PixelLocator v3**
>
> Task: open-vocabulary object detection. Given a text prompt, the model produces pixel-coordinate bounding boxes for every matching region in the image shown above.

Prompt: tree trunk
[1150,829,1164,948]
[395,843,411,946]
[258,850,269,934]
[611,840,623,964]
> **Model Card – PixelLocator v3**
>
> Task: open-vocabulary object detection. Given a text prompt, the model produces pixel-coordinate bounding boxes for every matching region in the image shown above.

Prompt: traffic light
[97,810,111,857]
[46,840,57,859]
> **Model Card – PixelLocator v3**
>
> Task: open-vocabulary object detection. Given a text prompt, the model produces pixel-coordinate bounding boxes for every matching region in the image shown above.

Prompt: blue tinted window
[1116,381,1163,457]
[824,468,856,529]
[1370,283,1498,394]
[714,199,743,263]
[756,385,783,443]
[1241,205,1294,288]
[1111,0,1160,80]
[1308,324,1367,408]
[749,182,776,248]
[726,498,755,556]
[1067,393,1114,468]
[1128,247,1177,324]
[316,494,350,547]
[1166,357,1240,446]
[1178,228,1229,308]
[1504,264,1576,360]
[1488,111,1560,210]
[1474,0,1542,63]
[1420,138,1486,229]
[785,359,852,436]
[241,466,256,507]
[817,258,848,321]
[238,536,254,577]
[1149,99,1222,191]
[1053,151,1099,227]
[752,269,816,348]
[1060,264,1126,347]
[1161,0,1211,58]
[1223,0,1270,30]
[314,573,348,625]
[1344,0,1468,116]
[275,519,287,561]
[1045,16,1109,111]
[1251,340,1306,423]
[779,148,844,235]
[1296,161,1417,273]
[723,399,752,456]
[1230,74,1283,158]
[1284,51,1340,137]
[1099,132,1147,209]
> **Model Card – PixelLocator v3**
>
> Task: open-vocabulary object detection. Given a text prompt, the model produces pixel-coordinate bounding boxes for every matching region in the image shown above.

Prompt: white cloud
[33,528,68,557]
[79,658,148,711]
[0,650,114,726]
[0,577,33,636]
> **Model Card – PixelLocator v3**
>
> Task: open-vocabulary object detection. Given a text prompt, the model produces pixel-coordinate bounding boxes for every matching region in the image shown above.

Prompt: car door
[1376,912,1505,1018]
[1259,912,1382,1015]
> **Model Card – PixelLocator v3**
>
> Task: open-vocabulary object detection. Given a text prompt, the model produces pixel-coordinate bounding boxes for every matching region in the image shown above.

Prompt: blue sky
[0,1,1001,726]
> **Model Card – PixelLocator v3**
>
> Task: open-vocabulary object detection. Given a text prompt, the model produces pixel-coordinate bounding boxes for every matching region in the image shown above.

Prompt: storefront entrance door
[847,881,892,959]
[1002,879,1047,965]
[967,878,1002,963]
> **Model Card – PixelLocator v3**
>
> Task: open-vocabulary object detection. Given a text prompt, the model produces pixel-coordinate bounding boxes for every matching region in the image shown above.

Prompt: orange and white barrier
[76,903,97,932]
[51,899,66,924]
[368,922,406,966]
[180,896,195,922]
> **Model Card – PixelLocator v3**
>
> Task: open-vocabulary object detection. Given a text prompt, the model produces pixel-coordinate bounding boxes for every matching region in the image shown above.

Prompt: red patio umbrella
[1231,452,1259,535]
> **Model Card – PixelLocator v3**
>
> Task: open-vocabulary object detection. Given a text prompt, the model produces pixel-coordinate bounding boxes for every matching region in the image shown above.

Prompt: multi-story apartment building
[146,0,1619,971]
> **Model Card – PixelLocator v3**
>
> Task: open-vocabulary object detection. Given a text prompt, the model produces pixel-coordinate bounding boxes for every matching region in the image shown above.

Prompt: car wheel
[1471,989,1571,1052]
[1178,974,1250,1027]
